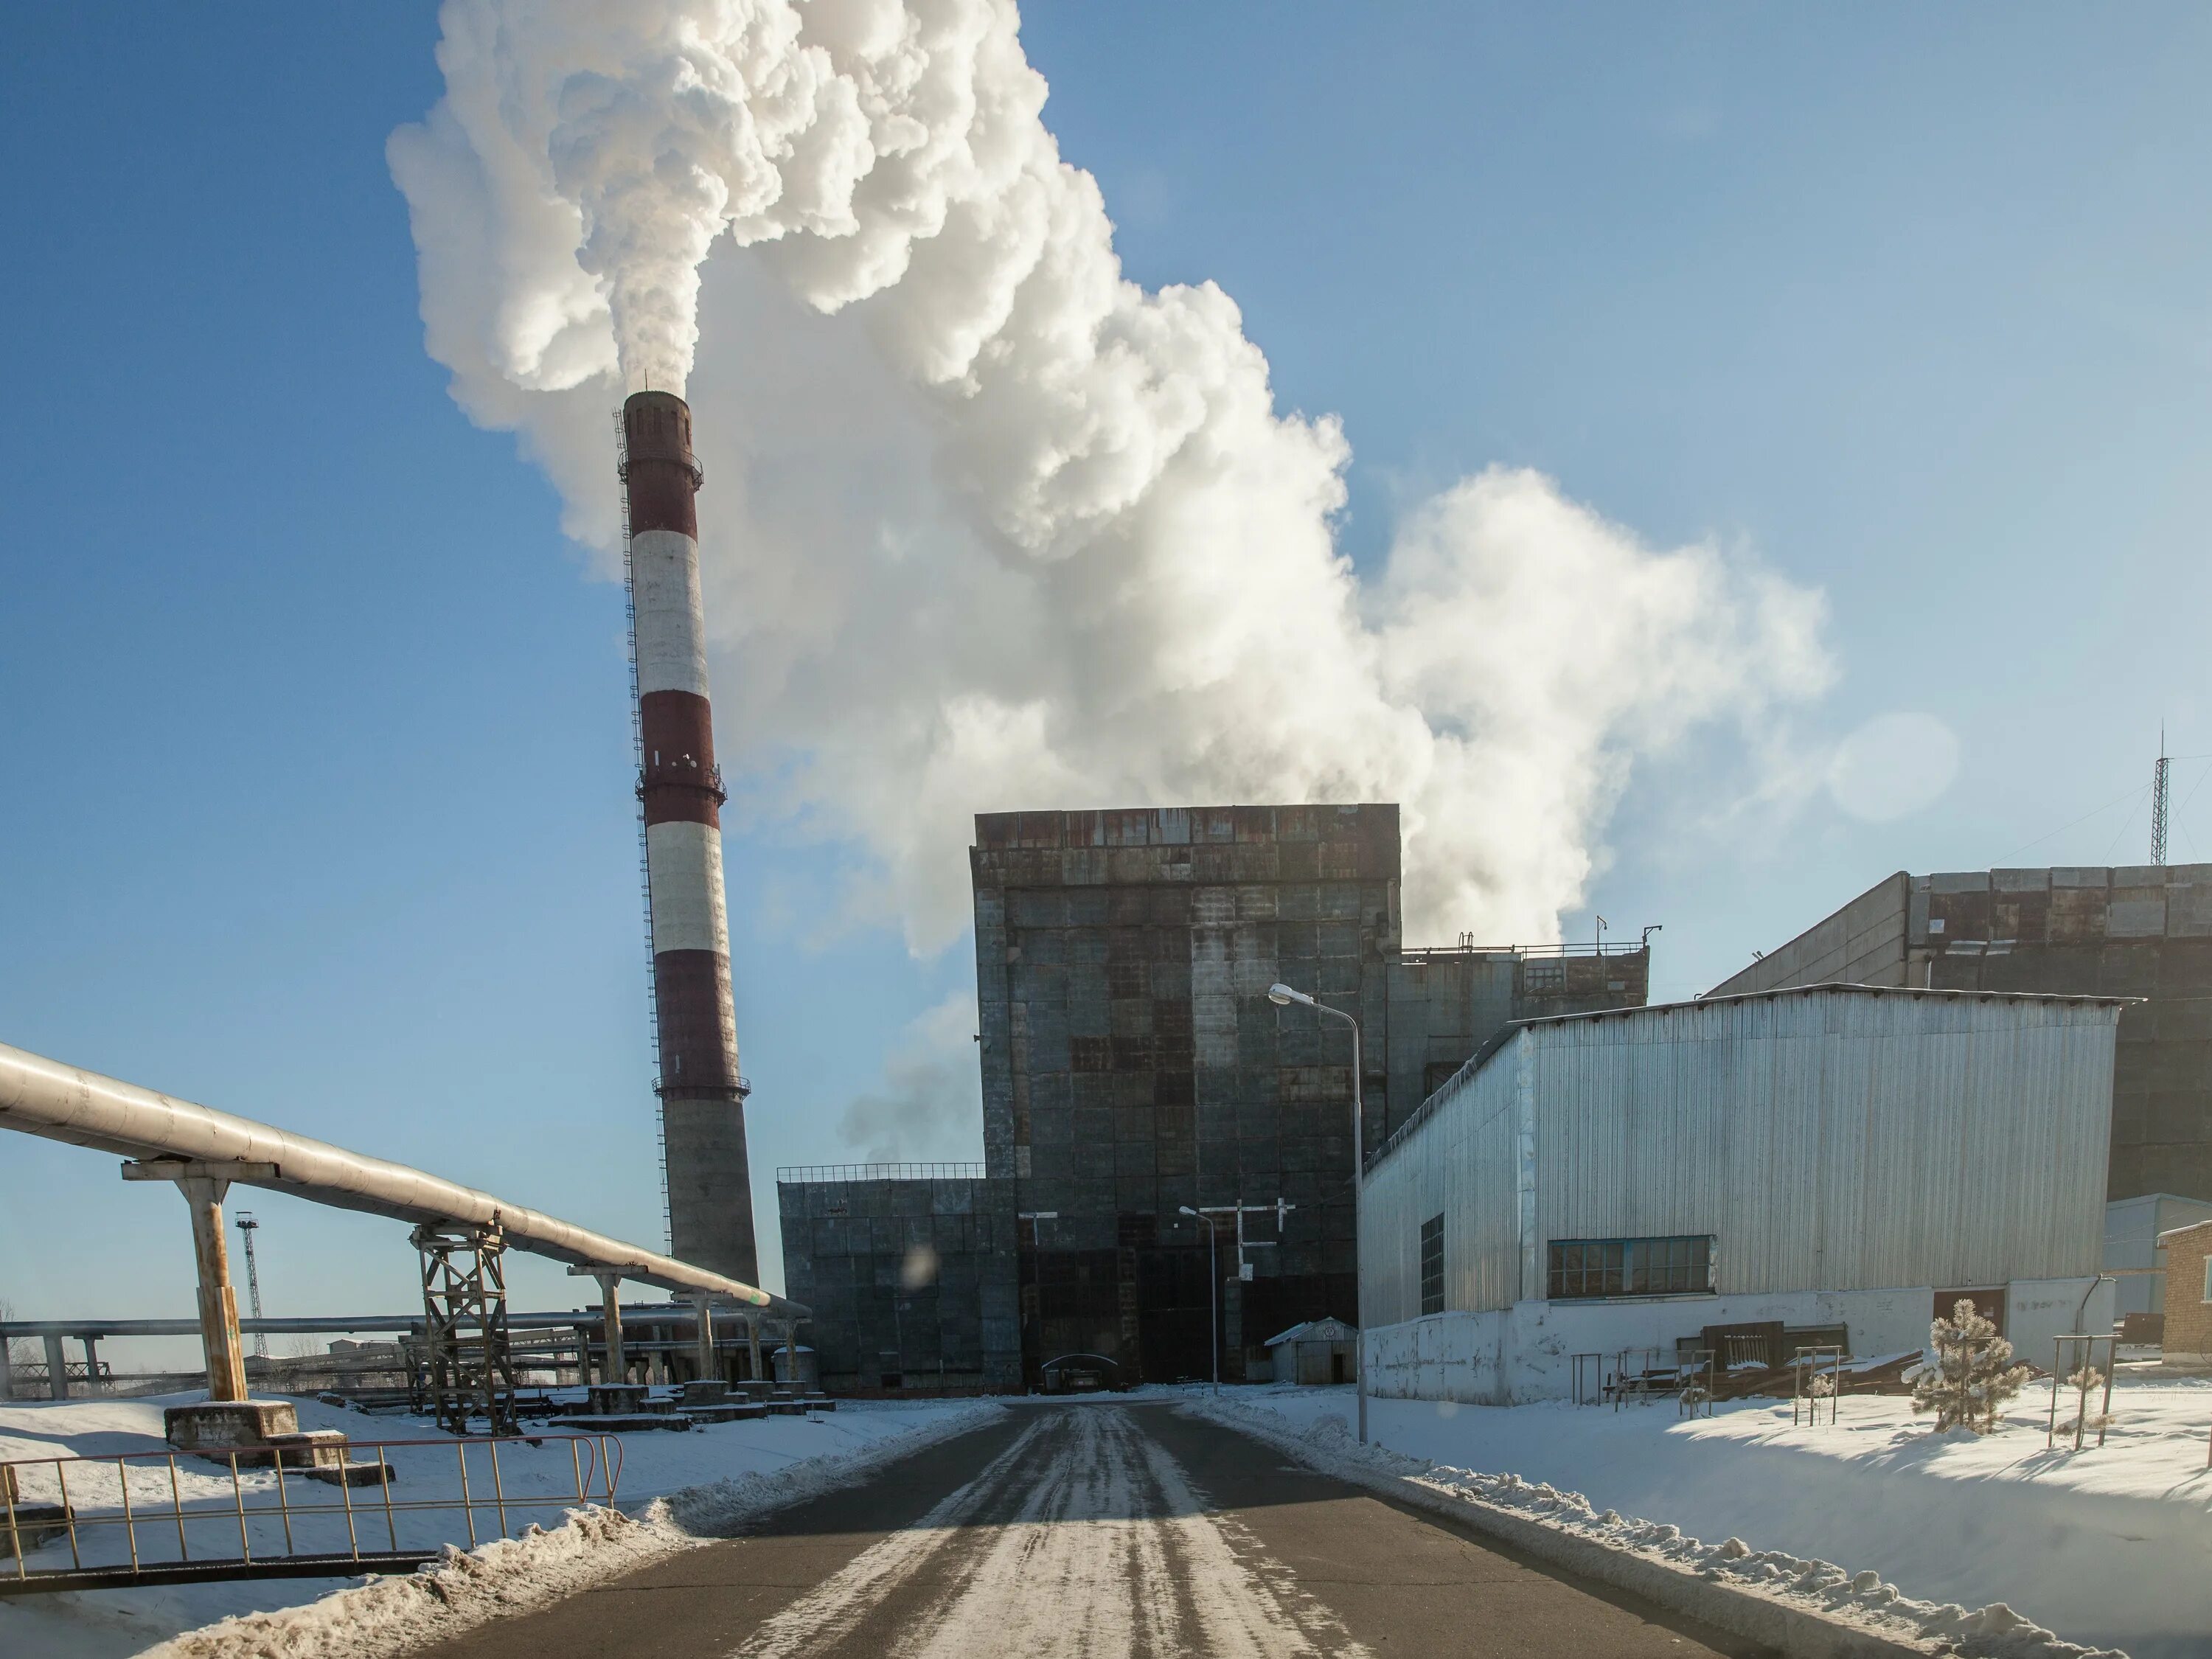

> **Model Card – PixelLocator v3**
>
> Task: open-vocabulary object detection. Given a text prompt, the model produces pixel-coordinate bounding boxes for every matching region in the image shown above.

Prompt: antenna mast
[2152,732,2171,867]
[234,1211,269,1360]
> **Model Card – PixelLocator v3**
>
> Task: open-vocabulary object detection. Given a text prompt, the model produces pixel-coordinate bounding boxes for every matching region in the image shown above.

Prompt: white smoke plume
[389,0,1832,954]
[837,992,982,1163]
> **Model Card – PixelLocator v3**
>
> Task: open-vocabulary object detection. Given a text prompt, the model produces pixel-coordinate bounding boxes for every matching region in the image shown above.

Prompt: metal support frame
[2047,1333,2118,1451]
[1793,1344,1845,1427]
[1571,1352,1603,1406]
[412,1220,518,1436]
[1677,1348,1716,1419]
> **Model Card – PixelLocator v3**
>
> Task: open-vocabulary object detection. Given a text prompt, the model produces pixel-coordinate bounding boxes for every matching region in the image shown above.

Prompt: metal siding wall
[1366,990,2118,1315]
[1359,1034,1523,1323]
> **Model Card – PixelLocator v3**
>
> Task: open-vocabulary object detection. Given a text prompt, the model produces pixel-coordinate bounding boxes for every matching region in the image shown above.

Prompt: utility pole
[2152,731,2171,867]
[234,1210,269,1360]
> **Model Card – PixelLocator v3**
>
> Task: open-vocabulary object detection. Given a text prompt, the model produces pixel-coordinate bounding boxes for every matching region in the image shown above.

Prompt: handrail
[0,1433,623,1596]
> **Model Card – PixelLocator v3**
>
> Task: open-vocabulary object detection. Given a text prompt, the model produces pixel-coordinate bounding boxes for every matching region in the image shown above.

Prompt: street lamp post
[1178,1206,1220,1394]
[1268,981,1368,1445]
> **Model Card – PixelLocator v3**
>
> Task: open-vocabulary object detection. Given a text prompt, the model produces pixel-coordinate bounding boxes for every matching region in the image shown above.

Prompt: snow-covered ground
[1225,1370,2212,1659]
[0,1390,999,1658]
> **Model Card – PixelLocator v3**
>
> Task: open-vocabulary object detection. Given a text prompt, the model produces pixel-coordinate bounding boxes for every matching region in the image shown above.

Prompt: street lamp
[1268,981,1368,1445]
[1178,1207,1220,1394]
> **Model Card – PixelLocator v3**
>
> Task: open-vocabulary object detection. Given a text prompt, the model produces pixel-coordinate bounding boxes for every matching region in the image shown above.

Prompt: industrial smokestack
[620,389,757,1284]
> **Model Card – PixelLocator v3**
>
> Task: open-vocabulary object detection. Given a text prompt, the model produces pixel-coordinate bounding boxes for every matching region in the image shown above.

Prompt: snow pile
[0,1393,1001,1659]
[1205,1378,2212,1659]
[1197,1398,2133,1659]
[145,1505,683,1659]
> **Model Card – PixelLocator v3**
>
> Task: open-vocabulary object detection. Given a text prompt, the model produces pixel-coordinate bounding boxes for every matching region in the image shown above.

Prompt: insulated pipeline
[0,1038,804,1318]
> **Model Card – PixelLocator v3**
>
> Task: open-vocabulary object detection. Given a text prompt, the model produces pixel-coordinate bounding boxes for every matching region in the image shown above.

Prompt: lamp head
[1267,983,1312,1008]
[1178,1206,1198,1217]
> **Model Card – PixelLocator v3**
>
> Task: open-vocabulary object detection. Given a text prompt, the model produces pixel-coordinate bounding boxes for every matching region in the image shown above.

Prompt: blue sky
[4,4,2210,1358]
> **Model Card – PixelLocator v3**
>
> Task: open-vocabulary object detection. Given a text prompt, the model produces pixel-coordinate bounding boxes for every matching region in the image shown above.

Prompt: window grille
[1522,959,1567,993]
[1419,1214,1445,1315]
[1547,1235,1713,1300]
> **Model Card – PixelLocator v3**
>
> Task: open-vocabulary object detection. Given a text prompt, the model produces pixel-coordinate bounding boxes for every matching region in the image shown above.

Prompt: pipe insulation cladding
[622,389,759,1284]
[0,1040,804,1318]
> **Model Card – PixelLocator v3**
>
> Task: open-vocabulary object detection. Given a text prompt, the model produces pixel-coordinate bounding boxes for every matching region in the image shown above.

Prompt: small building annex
[1357,984,2124,1404]
[1264,1317,1359,1385]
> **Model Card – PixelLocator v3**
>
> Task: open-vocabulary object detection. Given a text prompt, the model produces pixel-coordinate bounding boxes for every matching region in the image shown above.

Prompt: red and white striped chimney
[621,390,758,1284]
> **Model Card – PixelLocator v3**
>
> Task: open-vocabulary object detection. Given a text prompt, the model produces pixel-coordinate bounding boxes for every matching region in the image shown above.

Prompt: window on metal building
[1419,1214,1445,1315]
[1547,1235,1713,1300]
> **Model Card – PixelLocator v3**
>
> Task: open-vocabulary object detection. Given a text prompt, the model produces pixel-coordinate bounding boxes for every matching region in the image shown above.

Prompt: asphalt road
[420,1402,1769,1658]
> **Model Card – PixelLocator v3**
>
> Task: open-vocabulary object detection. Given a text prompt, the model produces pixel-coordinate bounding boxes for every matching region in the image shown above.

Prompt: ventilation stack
[621,389,758,1284]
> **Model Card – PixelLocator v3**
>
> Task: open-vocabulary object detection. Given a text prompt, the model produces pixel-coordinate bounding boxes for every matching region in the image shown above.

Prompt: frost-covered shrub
[2057,1364,2113,1439]
[1910,1298,2032,1434]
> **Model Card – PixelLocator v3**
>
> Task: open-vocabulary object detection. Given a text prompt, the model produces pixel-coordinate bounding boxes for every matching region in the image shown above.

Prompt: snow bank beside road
[1194,1396,2126,1659]
[0,1393,1001,1659]
[1209,1377,2212,1659]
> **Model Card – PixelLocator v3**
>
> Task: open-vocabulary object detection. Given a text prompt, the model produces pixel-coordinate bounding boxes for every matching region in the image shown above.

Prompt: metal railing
[776,1163,988,1184]
[1399,939,1650,961]
[0,1433,621,1596]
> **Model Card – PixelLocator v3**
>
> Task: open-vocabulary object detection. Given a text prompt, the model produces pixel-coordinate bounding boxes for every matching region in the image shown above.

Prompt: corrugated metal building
[1359,984,2123,1403]
[1710,865,2212,1201]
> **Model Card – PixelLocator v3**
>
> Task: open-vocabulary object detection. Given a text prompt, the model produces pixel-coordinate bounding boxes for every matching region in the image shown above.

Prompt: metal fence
[0,1433,622,1596]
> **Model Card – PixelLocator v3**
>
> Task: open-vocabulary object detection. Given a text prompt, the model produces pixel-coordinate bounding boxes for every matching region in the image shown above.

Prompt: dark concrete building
[1709,866,2212,1200]
[773,1164,1018,1393]
[970,804,1651,1387]
[773,801,1653,1394]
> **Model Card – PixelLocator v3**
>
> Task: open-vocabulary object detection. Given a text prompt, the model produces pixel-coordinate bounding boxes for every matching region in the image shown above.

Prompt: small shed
[1265,1318,1360,1386]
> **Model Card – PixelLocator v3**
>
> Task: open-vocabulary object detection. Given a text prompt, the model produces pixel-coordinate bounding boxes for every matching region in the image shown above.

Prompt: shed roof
[1265,1317,1357,1347]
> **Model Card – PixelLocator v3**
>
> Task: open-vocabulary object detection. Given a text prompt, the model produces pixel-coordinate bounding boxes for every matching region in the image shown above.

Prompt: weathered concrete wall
[775,1169,1015,1392]
[1708,874,1913,998]
[1713,864,2212,1202]
[965,804,1652,1388]
[971,804,1401,1385]
[1384,945,1649,1139]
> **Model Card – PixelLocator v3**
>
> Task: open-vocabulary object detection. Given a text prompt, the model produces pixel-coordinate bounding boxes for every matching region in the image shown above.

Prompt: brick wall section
[2162,1218,2212,1357]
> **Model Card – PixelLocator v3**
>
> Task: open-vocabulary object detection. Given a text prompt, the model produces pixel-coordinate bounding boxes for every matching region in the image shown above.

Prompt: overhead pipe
[0,1040,804,1319]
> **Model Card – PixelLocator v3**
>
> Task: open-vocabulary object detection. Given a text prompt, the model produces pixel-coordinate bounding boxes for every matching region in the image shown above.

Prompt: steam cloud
[389,0,1832,958]
[837,992,981,1163]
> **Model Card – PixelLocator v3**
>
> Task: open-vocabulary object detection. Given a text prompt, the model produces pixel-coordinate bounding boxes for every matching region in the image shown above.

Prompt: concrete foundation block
[164,1399,300,1454]
[265,1430,352,1472]
[1,1503,72,1557]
